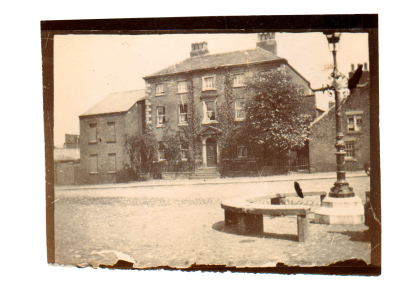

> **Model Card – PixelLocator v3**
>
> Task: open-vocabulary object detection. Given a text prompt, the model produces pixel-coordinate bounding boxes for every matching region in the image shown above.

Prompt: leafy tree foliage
[122,125,158,174]
[162,128,189,162]
[244,71,312,156]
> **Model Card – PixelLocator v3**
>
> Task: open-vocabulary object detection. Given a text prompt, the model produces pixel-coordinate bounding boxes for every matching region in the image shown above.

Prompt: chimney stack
[256,32,277,55]
[190,41,209,58]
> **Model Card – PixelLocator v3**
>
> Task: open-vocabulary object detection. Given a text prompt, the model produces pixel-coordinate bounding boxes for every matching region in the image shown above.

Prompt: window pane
[156,84,164,94]
[89,124,97,142]
[180,104,187,113]
[108,153,116,172]
[204,77,214,89]
[157,106,165,115]
[90,155,98,173]
[107,122,115,142]
[178,81,187,92]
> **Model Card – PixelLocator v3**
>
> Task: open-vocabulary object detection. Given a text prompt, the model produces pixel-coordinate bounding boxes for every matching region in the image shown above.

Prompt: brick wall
[309,78,370,173]
[146,61,314,142]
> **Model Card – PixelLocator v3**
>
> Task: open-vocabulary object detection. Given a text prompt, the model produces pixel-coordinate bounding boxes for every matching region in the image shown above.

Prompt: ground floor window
[89,154,98,174]
[158,142,166,161]
[180,143,188,160]
[237,145,247,158]
[108,153,116,173]
[345,141,355,159]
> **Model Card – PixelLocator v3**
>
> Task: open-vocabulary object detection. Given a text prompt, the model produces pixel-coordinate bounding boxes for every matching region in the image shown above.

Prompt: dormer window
[202,76,216,91]
[156,83,164,96]
[233,74,245,87]
[178,81,188,93]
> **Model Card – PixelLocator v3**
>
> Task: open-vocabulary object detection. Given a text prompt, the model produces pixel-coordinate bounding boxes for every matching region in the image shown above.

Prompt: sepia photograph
[42,15,380,274]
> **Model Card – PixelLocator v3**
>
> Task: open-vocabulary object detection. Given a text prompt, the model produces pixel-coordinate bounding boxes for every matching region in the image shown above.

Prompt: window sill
[344,157,357,162]
[88,141,98,145]
[202,88,217,92]
[107,171,116,174]
[89,172,99,175]
[202,121,219,124]
[233,85,245,88]
[178,123,189,126]
[234,118,245,122]
[156,125,165,128]
[155,94,165,97]
[177,91,188,94]
[346,131,363,135]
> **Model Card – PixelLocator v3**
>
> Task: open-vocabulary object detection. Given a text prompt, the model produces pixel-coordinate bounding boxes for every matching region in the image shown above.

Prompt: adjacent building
[54,134,80,186]
[309,64,370,172]
[78,90,146,184]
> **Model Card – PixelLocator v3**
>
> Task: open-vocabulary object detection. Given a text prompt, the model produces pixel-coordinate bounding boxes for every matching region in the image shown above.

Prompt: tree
[243,71,312,158]
[122,125,158,175]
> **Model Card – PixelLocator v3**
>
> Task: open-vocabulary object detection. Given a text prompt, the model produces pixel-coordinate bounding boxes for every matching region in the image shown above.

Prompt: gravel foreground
[54,177,371,268]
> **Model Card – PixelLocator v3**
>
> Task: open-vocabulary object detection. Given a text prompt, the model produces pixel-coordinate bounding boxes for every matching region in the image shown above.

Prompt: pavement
[55,170,368,191]
[54,171,371,268]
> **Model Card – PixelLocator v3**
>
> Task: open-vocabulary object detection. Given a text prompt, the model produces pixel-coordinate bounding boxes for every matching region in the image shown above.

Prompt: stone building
[78,90,146,184]
[142,33,316,175]
[309,64,370,173]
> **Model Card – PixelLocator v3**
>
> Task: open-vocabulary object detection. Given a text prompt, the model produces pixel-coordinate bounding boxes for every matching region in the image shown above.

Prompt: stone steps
[190,167,221,179]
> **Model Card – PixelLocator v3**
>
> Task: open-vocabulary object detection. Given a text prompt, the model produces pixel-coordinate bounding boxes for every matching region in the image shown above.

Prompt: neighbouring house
[54,135,80,186]
[143,33,317,178]
[78,90,146,184]
[309,63,370,173]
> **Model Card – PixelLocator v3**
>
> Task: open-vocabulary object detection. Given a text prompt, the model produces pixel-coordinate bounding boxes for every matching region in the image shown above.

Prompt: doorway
[206,137,217,167]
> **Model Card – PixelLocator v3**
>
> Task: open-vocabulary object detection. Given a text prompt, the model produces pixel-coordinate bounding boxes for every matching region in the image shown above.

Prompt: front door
[206,138,217,167]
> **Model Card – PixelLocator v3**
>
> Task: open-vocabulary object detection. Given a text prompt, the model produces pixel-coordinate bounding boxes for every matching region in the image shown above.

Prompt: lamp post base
[314,196,364,225]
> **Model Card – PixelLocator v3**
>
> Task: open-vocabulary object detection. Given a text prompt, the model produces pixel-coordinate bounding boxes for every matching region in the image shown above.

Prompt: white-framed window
[89,123,97,143]
[156,106,165,126]
[179,104,188,124]
[237,146,247,158]
[202,76,216,91]
[108,153,116,173]
[89,154,98,174]
[347,115,362,132]
[156,83,164,96]
[235,99,246,120]
[158,142,166,161]
[180,143,188,161]
[203,101,217,123]
[233,74,245,87]
[344,141,355,159]
[177,81,188,93]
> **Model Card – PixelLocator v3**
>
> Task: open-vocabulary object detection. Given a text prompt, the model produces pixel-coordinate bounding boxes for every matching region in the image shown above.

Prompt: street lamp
[313,32,364,224]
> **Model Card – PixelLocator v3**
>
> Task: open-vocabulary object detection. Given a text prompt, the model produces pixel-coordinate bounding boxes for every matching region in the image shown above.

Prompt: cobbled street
[55,174,371,268]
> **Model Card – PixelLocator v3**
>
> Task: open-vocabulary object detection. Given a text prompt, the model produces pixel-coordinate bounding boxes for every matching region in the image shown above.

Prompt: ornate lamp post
[313,32,364,224]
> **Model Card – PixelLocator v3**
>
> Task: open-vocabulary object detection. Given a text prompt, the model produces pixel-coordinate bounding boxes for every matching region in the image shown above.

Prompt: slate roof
[80,89,146,117]
[143,47,285,79]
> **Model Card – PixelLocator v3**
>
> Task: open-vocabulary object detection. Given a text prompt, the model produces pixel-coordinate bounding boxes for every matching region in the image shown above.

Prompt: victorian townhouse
[142,33,317,177]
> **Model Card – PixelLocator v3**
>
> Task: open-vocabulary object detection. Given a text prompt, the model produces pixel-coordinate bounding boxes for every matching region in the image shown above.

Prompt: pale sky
[54,32,369,147]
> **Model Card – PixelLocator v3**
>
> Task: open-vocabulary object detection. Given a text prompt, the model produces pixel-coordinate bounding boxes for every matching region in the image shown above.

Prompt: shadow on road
[212,221,298,242]
[327,230,371,242]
